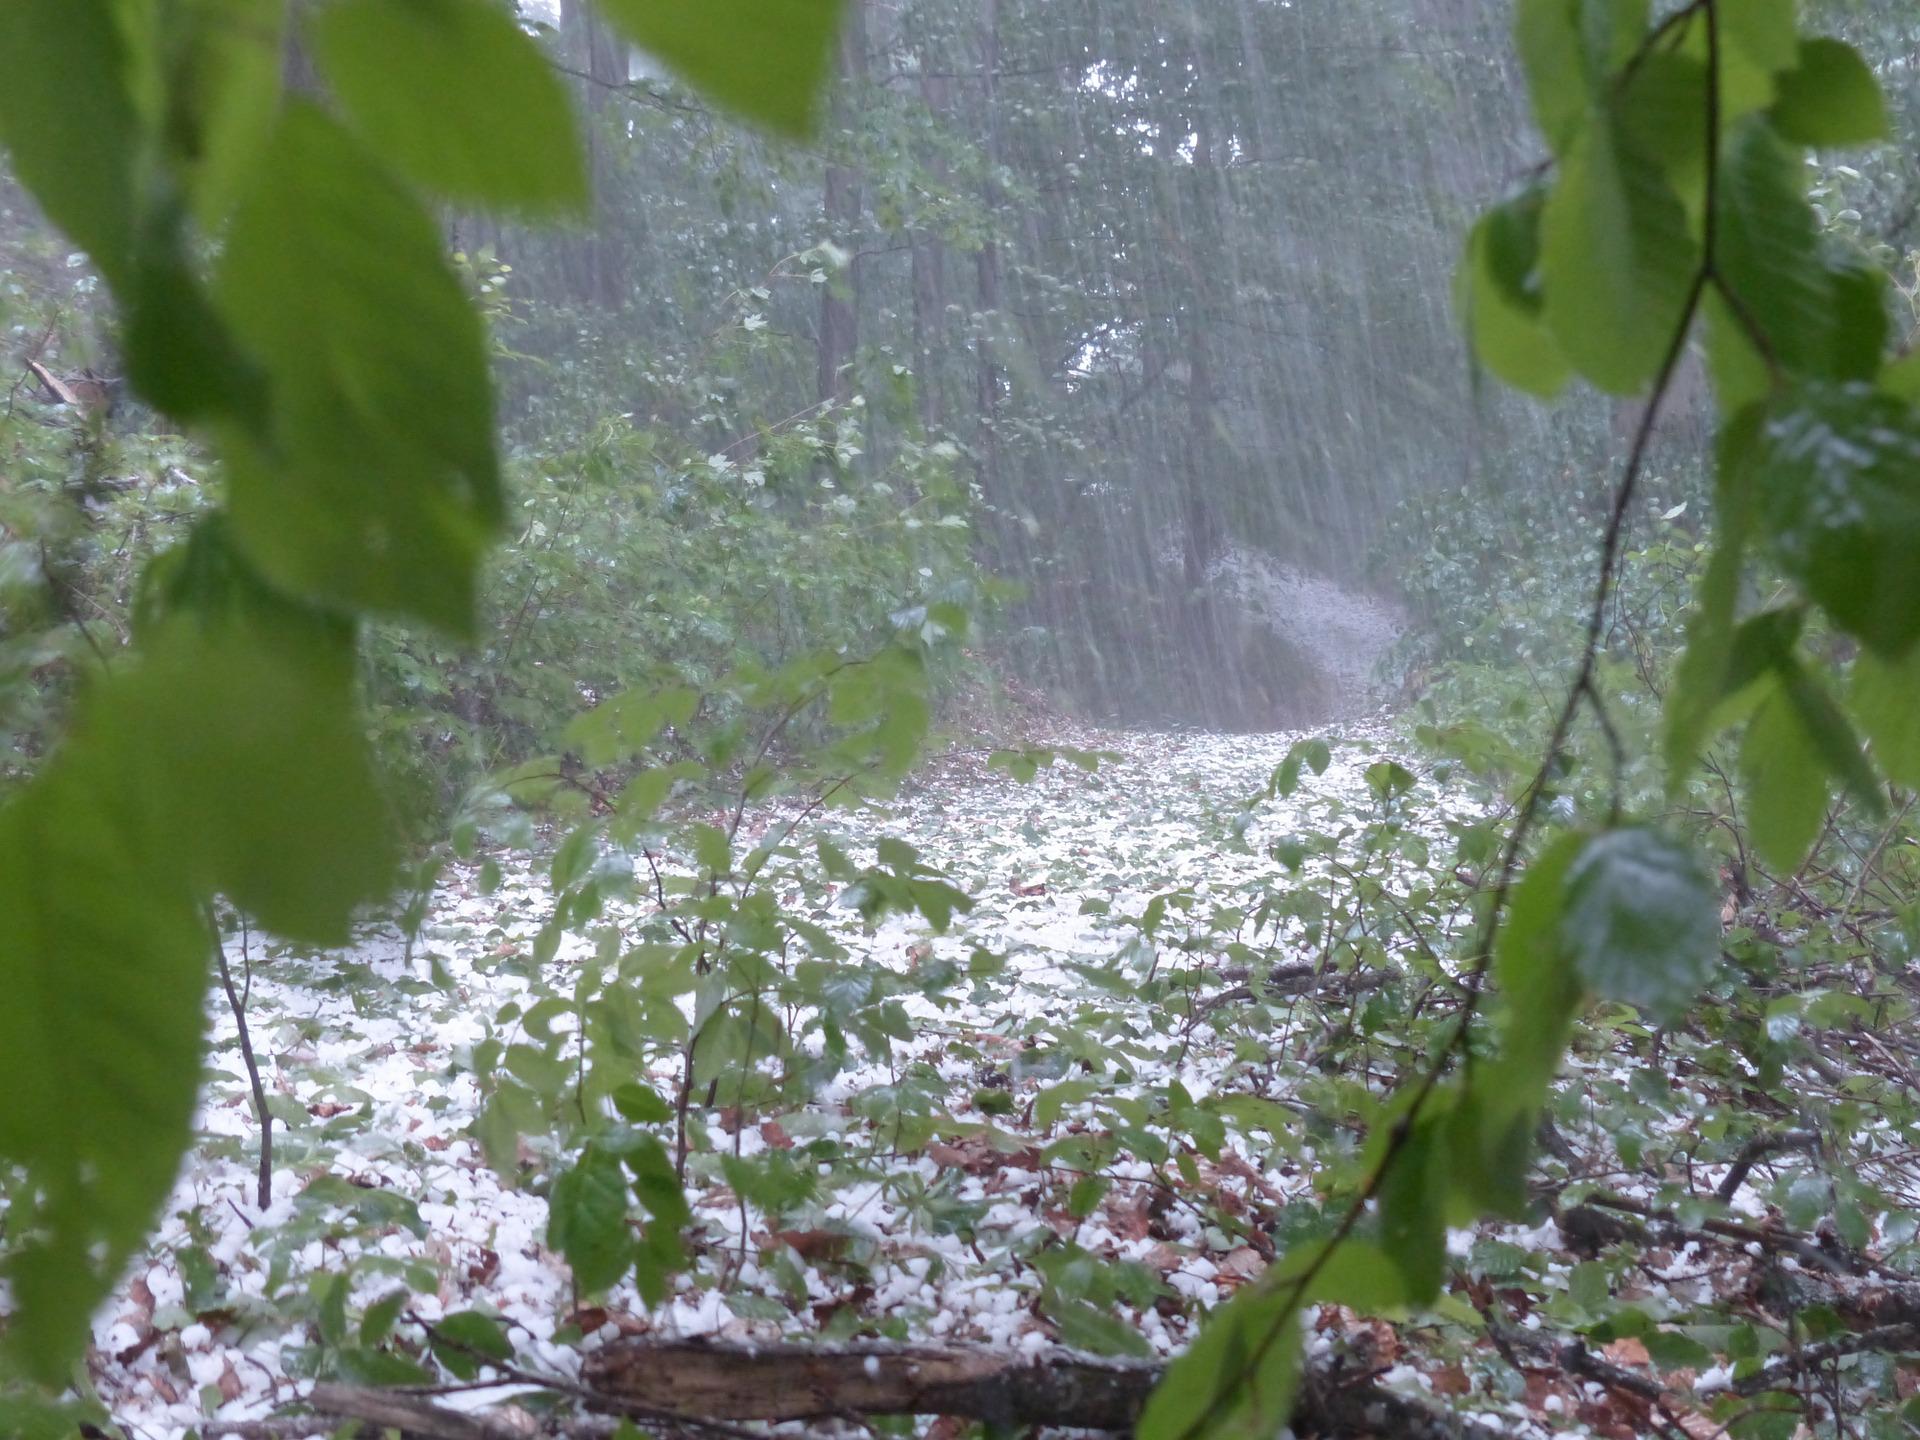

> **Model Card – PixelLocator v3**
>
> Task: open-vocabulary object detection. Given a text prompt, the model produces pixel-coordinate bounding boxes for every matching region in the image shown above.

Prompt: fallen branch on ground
[1722,1322,1920,1396]
[1196,963,1392,1017]
[581,1336,1508,1437]
[1557,1191,1853,1275]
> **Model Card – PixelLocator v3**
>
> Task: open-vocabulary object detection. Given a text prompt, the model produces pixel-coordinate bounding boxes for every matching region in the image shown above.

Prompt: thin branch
[211,905,274,1210]
[1728,1324,1920,1396]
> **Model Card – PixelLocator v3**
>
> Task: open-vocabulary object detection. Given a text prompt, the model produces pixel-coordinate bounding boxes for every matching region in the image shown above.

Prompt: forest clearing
[83,710,1920,1439]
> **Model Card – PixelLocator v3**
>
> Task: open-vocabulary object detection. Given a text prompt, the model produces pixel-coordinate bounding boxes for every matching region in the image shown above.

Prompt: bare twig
[210,905,274,1210]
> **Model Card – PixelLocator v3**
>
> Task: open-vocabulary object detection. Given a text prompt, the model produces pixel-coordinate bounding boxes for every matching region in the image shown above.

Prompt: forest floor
[83,713,1920,1439]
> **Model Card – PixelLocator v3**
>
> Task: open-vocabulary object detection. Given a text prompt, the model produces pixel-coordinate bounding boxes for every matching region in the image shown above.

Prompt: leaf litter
[66,716,1920,1437]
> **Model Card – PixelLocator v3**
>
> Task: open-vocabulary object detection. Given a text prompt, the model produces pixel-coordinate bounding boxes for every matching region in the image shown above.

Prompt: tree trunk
[910,72,953,430]
[972,0,1005,501]
[556,0,628,308]
[817,2,868,408]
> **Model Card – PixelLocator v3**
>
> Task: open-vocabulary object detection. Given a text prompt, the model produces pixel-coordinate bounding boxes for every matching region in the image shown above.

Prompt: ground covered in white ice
[75,716,1920,1440]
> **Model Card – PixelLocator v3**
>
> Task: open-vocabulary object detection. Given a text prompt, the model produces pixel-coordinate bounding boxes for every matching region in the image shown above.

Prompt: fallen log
[581,1337,1508,1438]
[200,1383,525,1440]
[583,1338,1152,1428]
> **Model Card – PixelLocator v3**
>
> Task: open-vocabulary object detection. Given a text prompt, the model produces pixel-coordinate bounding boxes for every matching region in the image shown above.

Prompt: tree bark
[582,1336,1510,1439]
[972,0,1005,501]
[910,71,953,430]
[817,2,868,408]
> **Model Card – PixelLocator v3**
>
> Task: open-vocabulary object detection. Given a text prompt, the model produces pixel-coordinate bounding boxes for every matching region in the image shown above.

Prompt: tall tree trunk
[557,0,627,308]
[910,73,952,430]
[1177,108,1235,721]
[972,0,1004,501]
[817,2,867,408]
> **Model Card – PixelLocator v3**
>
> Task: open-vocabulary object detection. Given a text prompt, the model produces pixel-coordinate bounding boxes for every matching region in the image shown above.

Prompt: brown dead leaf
[759,1118,795,1150]
[1602,1335,1652,1367]
[1211,1151,1288,1205]
[1143,1242,1186,1275]
[772,1229,852,1262]
[307,1101,354,1118]
[1522,1371,1573,1414]
[1105,1190,1153,1242]
[1217,1246,1267,1285]
[1578,1390,1652,1440]
[1429,1364,1471,1397]
[468,1246,501,1287]
[1338,1314,1399,1366]
[925,1136,1037,1176]
[925,1140,976,1170]
[217,1361,245,1404]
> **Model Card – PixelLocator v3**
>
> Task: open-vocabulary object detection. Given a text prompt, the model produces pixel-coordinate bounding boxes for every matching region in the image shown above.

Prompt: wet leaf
[1559,828,1719,1022]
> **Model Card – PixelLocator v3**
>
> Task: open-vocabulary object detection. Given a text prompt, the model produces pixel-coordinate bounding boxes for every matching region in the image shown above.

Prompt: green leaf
[0,764,211,1382]
[1364,760,1417,802]
[1853,647,1920,790]
[622,1134,689,1306]
[1741,688,1832,870]
[1756,383,1920,659]
[1772,38,1888,147]
[1051,1296,1153,1358]
[1559,827,1719,1022]
[1643,1330,1715,1371]
[1776,659,1883,819]
[1883,351,1920,404]
[124,234,269,427]
[1708,120,1884,407]
[159,0,288,227]
[566,685,699,767]
[593,0,846,137]
[1541,111,1699,394]
[0,0,143,283]
[130,519,396,937]
[92,629,395,942]
[1714,120,1841,382]
[1514,0,1588,154]
[330,1346,436,1386]
[0,1394,110,1440]
[548,1145,632,1293]
[1664,412,1765,780]
[1458,187,1569,396]
[1722,0,1798,76]
[1467,832,1588,1216]
[1288,1239,1413,1314]
[1513,0,1649,156]
[1138,1283,1299,1440]
[1618,53,1707,204]
[612,1082,673,1124]
[360,1290,409,1348]
[1267,736,1334,799]
[430,1310,514,1379]
[316,0,588,214]
[1375,1110,1449,1303]
[216,103,504,635]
